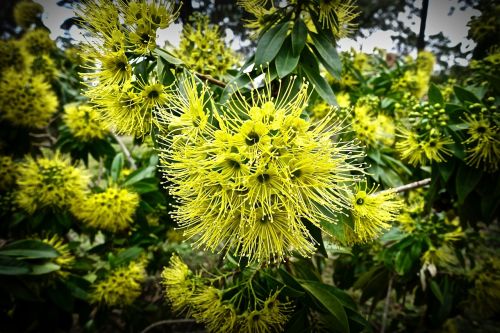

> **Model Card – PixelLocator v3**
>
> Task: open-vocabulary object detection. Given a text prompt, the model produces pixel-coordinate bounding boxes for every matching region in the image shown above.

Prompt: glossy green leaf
[453,86,480,104]
[128,177,158,194]
[0,256,30,275]
[255,22,290,65]
[430,280,444,304]
[291,19,307,56]
[275,38,300,78]
[299,281,350,333]
[0,240,59,259]
[428,83,444,105]
[111,153,124,182]
[300,48,337,105]
[123,166,156,186]
[309,32,342,80]
[155,48,184,65]
[29,262,60,275]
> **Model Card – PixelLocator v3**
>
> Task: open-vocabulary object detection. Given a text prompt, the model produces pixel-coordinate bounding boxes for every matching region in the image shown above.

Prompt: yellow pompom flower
[15,153,89,214]
[177,14,238,78]
[20,28,55,55]
[73,186,139,232]
[349,183,403,243]
[63,103,109,141]
[0,69,58,128]
[0,40,25,72]
[161,254,196,314]
[397,128,453,166]
[13,0,44,29]
[91,260,146,307]
[0,156,18,191]
[24,53,58,81]
[158,74,365,263]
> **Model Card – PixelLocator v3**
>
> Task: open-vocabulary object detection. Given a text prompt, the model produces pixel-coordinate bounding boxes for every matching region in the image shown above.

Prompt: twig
[381,275,394,333]
[390,178,431,194]
[140,319,198,333]
[111,132,137,170]
[195,73,227,88]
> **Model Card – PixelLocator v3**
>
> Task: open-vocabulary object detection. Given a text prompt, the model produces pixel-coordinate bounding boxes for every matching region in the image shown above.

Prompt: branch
[195,73,227,88]
[140,319,197,333]
[111,132,137,170]
[391,178,431,193]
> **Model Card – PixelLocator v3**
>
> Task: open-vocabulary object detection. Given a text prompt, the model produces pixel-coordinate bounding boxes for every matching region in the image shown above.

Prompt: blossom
[91,260,146,306]
[13,0,44,29]
[63,103,109,141]
[158,74,365,263]
[15,152,88,214]
[73,186,139,232]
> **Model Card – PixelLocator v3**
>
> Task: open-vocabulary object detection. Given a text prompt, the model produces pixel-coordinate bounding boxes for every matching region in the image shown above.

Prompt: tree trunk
[417,0,429,51]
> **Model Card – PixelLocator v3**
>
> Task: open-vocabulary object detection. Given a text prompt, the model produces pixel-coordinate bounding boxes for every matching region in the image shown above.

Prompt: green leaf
[154,48,184,65]
[110,152,124,182]
[112,246,143,268]
[0,240,59,259]
[128,177,158,194]
[157,57,175,86]
[428,83,444,105]
[302,219,327,257]
[309,32,342,80]
[275,38,300,78]
[0,256,30,275]
[255,22,290,65]
[300,47,337,105]
[430,280,444,304]
[123,166,156,186]
[455,163,482,203]
[291,19,307,56]
[299,281,350,333]
[29,262,60,275]
[453,86,480,104]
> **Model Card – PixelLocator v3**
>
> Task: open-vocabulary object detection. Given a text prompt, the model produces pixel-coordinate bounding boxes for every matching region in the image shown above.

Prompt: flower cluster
[75,0,179,137]
[0,156,17,191]
[162,254,293,332]
[63,103,110,142]
[15,152,88,214]
[91,260,147,306]
[177,14,238,78]
[73,186,139,232]
[13,0,43,29]
[159,74,366,263]
[393,51,435,98]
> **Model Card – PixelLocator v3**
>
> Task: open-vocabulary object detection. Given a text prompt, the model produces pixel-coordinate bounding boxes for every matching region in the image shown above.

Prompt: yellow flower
[318,0,359,39]
[177,14,239,78]
[63,103,109,141]
[20,28,55,55]
[463,114,500,172]
[0,156,18,191]
[161,254,196,314]
[422,134,454,163]
[24,53,58,81]
[15,153,89,214]
[349,182,403,243]
[91,260,146,306]
[0,40,25,72]
[41,234,75,274]
[13,0,44,29]
[0,69,58,128]
[159,74,365,263]
[336,92,351,108]
[416,51,435,75]
[73,186,139,232]
[397,128,453,166]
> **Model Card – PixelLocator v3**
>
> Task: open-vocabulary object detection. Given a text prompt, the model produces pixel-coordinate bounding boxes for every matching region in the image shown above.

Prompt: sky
[38,0,479,66]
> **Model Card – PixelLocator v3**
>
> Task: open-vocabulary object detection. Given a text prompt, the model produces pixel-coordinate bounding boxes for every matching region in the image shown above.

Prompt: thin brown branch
[111,132,137,170]
[392,178,432,193]
[195,73,227,88]
[140,319,197,333]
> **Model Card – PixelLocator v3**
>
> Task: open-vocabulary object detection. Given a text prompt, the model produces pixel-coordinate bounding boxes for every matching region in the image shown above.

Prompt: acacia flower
[158,74,365,263]
[73,186,139,233]
[91,260,146,306]
[15,152,88,214]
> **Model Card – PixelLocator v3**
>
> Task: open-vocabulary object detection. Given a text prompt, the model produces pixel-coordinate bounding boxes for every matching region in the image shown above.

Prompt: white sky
[39,0,479,66]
